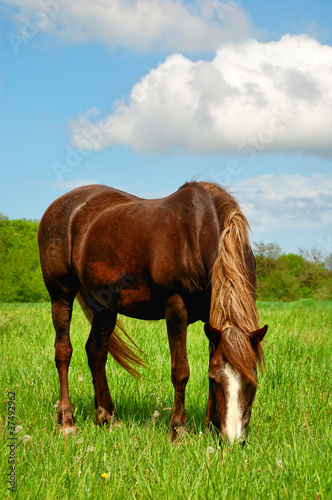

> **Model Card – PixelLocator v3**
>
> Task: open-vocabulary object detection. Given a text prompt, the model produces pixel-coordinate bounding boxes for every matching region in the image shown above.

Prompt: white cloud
[4,0,254,51]
[233,174,332,233]
[69,35,332,157]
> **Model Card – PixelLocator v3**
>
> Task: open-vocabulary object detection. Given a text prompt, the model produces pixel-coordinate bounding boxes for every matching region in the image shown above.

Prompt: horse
[38,181,267,444]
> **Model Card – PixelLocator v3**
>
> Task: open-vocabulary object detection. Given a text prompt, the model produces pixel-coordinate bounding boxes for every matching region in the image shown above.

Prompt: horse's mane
[184,181,265,380]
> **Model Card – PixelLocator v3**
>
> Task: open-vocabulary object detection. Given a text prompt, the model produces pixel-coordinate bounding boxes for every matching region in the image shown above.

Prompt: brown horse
[38,181,267,443]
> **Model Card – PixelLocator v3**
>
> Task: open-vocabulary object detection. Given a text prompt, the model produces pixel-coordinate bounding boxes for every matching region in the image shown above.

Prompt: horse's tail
[198,182,260,335]
[76,289,146,380]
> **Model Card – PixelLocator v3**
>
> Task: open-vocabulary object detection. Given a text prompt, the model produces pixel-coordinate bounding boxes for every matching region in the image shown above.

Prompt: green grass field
[1,300,331,499]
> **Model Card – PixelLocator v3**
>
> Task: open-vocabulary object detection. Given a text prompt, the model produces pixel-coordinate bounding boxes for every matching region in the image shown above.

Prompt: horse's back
[39,184,139,235]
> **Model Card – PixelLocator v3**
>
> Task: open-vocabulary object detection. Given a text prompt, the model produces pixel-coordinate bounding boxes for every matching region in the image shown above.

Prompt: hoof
[94,406,118,427]
[57,405,75,428]
[170,424,189,443]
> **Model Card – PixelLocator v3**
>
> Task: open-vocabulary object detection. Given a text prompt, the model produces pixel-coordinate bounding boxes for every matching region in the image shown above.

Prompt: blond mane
[198,182,264,377]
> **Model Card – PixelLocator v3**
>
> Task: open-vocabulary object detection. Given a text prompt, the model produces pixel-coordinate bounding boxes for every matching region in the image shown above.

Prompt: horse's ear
[204,323,221,348]
[250,324,268,348]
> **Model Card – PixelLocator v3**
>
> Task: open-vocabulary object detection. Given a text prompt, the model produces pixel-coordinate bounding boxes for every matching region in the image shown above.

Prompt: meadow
[0,300,331,499]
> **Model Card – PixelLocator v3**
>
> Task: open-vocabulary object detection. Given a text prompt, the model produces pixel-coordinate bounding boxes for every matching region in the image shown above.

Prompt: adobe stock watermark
[207,108,295,186]
[7,391,16,492]
[8,0,69,54]
[52,116,120,183]
[213,0,242,21]
[85,275,136,315]
[52,67,162,183]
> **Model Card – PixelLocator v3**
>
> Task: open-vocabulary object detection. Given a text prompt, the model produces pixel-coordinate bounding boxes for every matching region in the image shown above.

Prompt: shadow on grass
[50,390,209,437]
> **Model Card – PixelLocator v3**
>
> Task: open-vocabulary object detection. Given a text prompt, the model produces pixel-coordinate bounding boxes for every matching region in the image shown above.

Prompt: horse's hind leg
[85,307,118,426]
[166,294,189,441]
[52,297,76,433]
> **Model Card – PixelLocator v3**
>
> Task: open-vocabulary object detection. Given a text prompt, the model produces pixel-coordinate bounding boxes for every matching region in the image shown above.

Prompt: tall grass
[1,300,331,499]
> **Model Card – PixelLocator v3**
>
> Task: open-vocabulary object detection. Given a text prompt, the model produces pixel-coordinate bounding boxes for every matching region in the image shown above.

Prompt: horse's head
[204,322,268,444]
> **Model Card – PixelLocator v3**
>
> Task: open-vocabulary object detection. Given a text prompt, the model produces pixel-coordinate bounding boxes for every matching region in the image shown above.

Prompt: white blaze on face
[224,363,243,444]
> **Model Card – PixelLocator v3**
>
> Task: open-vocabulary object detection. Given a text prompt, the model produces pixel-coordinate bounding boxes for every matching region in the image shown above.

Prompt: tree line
[0,216,331,303]
[253,241,332,301]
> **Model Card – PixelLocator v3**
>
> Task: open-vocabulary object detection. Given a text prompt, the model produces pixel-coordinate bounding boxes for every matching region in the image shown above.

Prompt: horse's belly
[82,269,167,320]
[114,287,167,320]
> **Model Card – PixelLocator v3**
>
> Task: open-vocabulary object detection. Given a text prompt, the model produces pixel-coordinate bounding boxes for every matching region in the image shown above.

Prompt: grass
[0,299,331,499]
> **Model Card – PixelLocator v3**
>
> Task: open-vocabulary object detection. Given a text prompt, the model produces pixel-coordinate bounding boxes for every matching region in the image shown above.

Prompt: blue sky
[1,0,332,254]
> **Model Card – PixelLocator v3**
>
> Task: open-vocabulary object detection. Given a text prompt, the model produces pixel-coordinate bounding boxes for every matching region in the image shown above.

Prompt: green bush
[0,216,49,302]
[254,241,332,302]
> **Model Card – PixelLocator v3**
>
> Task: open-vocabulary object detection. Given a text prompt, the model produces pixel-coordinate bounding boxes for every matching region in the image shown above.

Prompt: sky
[0,0,332,254]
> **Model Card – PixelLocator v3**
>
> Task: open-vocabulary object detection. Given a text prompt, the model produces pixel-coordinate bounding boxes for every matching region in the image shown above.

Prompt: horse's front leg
[85,307,118,426]
[166,294,189,441]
